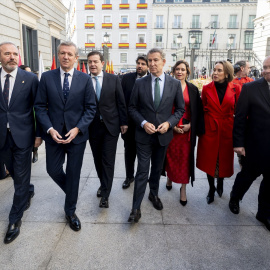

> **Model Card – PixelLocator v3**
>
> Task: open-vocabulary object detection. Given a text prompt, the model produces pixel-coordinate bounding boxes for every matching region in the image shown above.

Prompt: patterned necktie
[3,74,11,107]
[63,73,70,102]
[154,77,160,110]
[94,76,101,101]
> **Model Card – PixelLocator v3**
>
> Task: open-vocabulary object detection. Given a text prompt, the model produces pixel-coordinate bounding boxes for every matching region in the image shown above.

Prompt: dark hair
[136,55,148,66]
[19,65,30,70]
[172,60,190,78]
[234,60,247,74]
[87,51,104,62]
[215,60,234,82]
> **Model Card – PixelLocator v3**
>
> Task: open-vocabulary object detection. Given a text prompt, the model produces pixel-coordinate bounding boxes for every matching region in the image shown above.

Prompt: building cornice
[15,2,43,20]
[48,20,65,32]
[152,3,257,7]
[48,0,68,14]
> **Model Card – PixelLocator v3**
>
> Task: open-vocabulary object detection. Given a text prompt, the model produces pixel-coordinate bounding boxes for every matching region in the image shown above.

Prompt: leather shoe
[4,220,22,244]
[148,193,163,210]
[166,185,172,191]
[229,194,240,214]
[99,197,109,208]
[25,191,35,211]
[256,214,270,231]
[206,189,215,204]
[122,177,134,189]
[128,209,141,223]
[97,186,102,198]
[66,214,81,231]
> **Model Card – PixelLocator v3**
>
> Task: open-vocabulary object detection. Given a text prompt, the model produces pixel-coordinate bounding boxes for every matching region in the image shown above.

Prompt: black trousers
[132,135,168,210]
[89,121,119,198]
[45,141,86,216]
[231,156,270,219]
[122,124,137,179]
[0,131,33,224]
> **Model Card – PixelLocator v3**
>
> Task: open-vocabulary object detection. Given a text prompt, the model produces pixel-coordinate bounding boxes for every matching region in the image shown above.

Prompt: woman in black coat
[165,60,204,205]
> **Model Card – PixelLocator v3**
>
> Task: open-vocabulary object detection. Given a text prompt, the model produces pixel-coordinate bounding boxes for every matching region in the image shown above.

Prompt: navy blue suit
[35,68,96,215]
[0,67,39,224]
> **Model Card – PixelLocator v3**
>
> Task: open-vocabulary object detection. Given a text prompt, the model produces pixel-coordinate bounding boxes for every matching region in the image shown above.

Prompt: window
[189,31,202,49]
[155,34,163,48]
[87,16,94,23]
[120,34,128,43]
[247,15,255,29]
[120,53,127,63]
[87,34,94,43]
[192,0,202,2]
[22,24,39,71]
[211,15,218,28]
[138,15,145,23]
[104,16,111,23]
[191,15,200,29]
[173,15,181,28]
[172,34,181,49]
[244,31,253,50]
[104,0,110,4]
[121,16,128,23]
[156,35,162,43]
[210,0,221,2]
[156,15,164,28]
[174,0,184,2]
[87,0,93,4]
[138,34,145,43]
[121,0,128,3]
[156,0,165,2]
[139,0,146,3]
[228,15,238,28]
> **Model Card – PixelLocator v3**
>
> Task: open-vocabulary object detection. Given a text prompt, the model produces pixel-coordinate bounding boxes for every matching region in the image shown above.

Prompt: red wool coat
[196,81,241,177]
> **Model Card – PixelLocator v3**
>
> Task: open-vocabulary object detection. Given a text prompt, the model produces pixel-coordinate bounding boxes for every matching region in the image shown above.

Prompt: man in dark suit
[121,55,149,189]
[229,56,270,231]
[128,48,185,222]
[35,41,96,231]
[87,51,128,208]
[0,42,41,243]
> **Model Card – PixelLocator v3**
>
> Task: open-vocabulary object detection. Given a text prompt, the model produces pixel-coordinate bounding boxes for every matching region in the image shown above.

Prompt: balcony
[85,43,95,48]
[247,22,254,29]
[245,43,253,50]
[137,23,147,28]
[226,43,237,49]
[136,43,147,49]
[102,23,112,29]
[119,23,129,28]
[137,3,147,9]
[102,43,112,48]
[211,22,220,29]
[85,23,95,29]
[190,22,201,29]
[102,4,112,9]
[171,43,182,49]
[85,4,95,9]
[154,42,164,48]
[189,43,200,49]
[155,22,165,29]
[172,22,183,29]
[119,43,129,49]
[227,22,239,29]
[119,3,129,9]
[207,43,218,50]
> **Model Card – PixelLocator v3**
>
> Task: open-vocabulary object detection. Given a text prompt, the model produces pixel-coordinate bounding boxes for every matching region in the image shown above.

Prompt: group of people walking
[0,40,269,245]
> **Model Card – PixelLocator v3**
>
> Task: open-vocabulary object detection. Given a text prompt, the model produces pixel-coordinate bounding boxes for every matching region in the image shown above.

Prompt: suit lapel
[0,68,7,111]
[53,68,65,104]
[207,81,222,111]
[220,82,235,110]
[67,68,78,102]
[258,78,270,107]
[100,71,108,101]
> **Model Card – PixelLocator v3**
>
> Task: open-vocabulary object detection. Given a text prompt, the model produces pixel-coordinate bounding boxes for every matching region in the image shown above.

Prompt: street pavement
[0,138,269,270]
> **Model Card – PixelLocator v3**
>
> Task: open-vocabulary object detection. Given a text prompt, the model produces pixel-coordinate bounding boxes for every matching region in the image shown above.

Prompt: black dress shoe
[256,214,270,231]
[216,178,223,197]
[99,197,109,208]
[148,193,163,210]
[166,184,172,191]
[25,191,35,211]
[4,220,22,244]
[97,186,102,198]
[229,194,240,214]
[128,209,141,223]
[66,214,81,231]
[206,189,215,204]
[180,187,187,206]
[122,177,134,189]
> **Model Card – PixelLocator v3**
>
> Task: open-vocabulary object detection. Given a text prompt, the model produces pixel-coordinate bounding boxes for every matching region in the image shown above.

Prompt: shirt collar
[60,67,74,77]
[267,81,270,87]
[1,67,18,79]
[151,72,165,82]
[91,71,103,78]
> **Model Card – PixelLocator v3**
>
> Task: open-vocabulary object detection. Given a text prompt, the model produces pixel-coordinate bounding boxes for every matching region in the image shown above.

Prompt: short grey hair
[147,48,166,60]
[0,42,18,53]
[57,41,78,56]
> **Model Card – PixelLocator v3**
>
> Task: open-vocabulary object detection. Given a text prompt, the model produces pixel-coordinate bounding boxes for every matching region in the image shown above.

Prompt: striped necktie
[63,73,70,102]
[3,74,11,107]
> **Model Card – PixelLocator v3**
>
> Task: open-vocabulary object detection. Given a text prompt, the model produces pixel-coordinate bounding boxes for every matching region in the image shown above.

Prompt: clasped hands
[49,127,79,144]
[173,123,191,134]
[143,121,170,135]
[234,147,245,156]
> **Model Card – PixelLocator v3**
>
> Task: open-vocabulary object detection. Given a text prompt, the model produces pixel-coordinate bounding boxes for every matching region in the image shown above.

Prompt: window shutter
[55,39,60,68]
[22,24,28,66]
[32,30,39,72]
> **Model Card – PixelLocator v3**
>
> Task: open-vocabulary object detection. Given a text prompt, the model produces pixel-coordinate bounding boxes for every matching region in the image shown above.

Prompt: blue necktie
[94,76,101,101]
[3,74,11,107]
[154,77,161,110]
[63,73,70,102]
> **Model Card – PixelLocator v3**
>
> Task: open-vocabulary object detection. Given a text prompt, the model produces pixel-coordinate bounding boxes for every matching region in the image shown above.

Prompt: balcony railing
[119,3,129,9]
[172,22,183,29]
[102,23,112,28]
[85,43,95,48]
[137,23,147,28]
[137,3,147,9]
[171,43,182,49]
[227,22,239,29]
[85,4,95,9]
[189,43,200,49]
[154,42,164,48]
[136,43,147,49]
[85,23,95,29]
[119,43,129,49]
[211,22,220,29]
[247,22,254,29]
[102,4,112,9]
[190,22,201,29]
[226,43,237,49]
[119,23,129,28]
[245,43,253,50]
[155,22,165,29]
[208,43,218,49]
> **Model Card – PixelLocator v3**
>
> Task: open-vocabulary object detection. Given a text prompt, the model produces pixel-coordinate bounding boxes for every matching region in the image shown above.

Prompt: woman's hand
[179,123,191,133]
[173,126,184,134]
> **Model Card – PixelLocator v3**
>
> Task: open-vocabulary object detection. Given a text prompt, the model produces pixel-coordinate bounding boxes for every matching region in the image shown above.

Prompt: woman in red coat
[165,60,204,205]
[197,61,241,204]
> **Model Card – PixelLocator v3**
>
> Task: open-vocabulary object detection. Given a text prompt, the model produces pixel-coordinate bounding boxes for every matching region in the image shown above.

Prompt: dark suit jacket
[35,68,96,144]
[89,72,128,137]
[233,77,270,171]
[121,72,137,108]
[0,67,39,149]
[129,73,185,146]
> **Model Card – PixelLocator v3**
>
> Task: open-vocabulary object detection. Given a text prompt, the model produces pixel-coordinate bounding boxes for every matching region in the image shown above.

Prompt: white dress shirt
[60,67,74,88]
[91,71,103,92]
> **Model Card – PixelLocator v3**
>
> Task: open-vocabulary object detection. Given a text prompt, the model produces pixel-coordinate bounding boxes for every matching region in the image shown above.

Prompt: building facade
[0,0,67,71]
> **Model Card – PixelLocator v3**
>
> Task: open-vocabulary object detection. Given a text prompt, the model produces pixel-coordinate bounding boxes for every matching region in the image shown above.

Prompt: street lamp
[227,35,234,62]
[103,32,109,71]
[190,34,196,80]
[104,32,109,44]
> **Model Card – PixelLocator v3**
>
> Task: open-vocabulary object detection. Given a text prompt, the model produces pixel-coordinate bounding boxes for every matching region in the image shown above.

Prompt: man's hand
[49,128,63,144]
[234,147,245,156]
[157,122,170,134]
[143,122,157,134]
[62,127,80,144]
[120,125,128,134]
[34,137,43,148]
